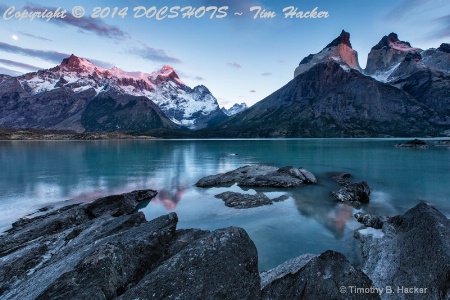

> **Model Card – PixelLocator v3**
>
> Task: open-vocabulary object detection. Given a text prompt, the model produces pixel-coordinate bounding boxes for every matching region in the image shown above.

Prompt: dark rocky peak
[372,32,412,50]
[325,30,352,49]
[438,43,450,53]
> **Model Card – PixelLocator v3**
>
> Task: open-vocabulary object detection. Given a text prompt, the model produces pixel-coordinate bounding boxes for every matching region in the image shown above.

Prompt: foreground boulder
[215,191,289,208]
[0,190,260,300]
[196,165,317,188]
[261,250,380,300]
[356,202,450,299]
[116,227,260,299]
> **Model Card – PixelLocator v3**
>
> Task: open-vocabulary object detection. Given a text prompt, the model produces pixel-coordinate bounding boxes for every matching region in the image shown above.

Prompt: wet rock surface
[195,165,317,188]
[215,191,289,209]
[261,250,380,300]
[356,202,450,299]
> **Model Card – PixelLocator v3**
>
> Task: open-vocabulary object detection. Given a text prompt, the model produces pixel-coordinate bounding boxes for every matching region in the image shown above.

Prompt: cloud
[249,89,256,93]
[0,59,41,71]
[434,14,450,39]
[0,42,68,64]
[227,62,242,69]
[0,66,22,76]
[384,0,434,21]
[19,32,53,42]
[0,42,112,68]
[261,72,272,76]
[177,71,205,81]
[23,4,128,40]
[128,42,182,64]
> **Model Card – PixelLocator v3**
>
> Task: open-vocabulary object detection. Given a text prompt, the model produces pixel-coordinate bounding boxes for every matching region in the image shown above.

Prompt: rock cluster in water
[395,139,428,149]
[330,172,371,206]
[1,190,449,299]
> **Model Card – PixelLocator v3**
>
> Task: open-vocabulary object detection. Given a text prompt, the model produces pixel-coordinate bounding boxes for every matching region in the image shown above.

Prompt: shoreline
[1,127,450,140]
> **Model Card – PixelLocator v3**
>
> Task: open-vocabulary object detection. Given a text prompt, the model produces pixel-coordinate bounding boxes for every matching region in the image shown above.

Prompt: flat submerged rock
[195,165,317,188]
[215,191,289,209]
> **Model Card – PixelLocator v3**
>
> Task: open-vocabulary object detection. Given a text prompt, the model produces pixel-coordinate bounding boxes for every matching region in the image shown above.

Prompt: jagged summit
[438,43,450,53]
[325,30,352,49]
[372,33,413,50]
[371,33,418,52]
[56,55,185,87]
[365,33,422,80]
[294,30,361,77]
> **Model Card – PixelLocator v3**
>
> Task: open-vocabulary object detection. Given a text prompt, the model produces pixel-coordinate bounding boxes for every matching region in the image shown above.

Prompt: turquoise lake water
[1,139,449,270]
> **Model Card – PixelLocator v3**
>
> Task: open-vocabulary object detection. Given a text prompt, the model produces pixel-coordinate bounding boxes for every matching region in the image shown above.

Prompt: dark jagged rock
[215,191,288,209]
[35,213,178,300]
[354,212,388,229]
[195,165,317,188]
[0,190,261,300]
[117,227,261,300]
[395,139,428,149]
[84,189,157,217]
[356,202,450,299]
[331,181,370,206]
[261,250,380,300]
[438,43,450,53]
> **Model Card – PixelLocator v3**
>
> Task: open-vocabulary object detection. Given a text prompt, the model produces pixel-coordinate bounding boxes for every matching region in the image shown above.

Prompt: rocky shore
[1,190,449,299]
[0,128,155,140]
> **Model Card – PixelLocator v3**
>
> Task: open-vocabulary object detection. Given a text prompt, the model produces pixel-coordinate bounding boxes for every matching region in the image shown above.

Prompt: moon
[12,35,18,41]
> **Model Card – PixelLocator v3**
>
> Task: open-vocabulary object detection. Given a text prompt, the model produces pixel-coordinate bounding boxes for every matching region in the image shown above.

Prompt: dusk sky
[0,0,449,108]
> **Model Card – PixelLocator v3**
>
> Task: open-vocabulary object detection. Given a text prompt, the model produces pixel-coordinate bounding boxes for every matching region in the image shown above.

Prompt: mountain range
[0,55,226,133]
[0,31,449,137]
[207,31,450,137]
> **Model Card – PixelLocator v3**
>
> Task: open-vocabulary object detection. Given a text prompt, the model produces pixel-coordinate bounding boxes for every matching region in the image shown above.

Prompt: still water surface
[1,139,449,270]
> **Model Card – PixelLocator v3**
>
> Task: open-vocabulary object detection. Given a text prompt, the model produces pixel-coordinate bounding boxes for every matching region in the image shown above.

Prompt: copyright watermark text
[340,285,428,295]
